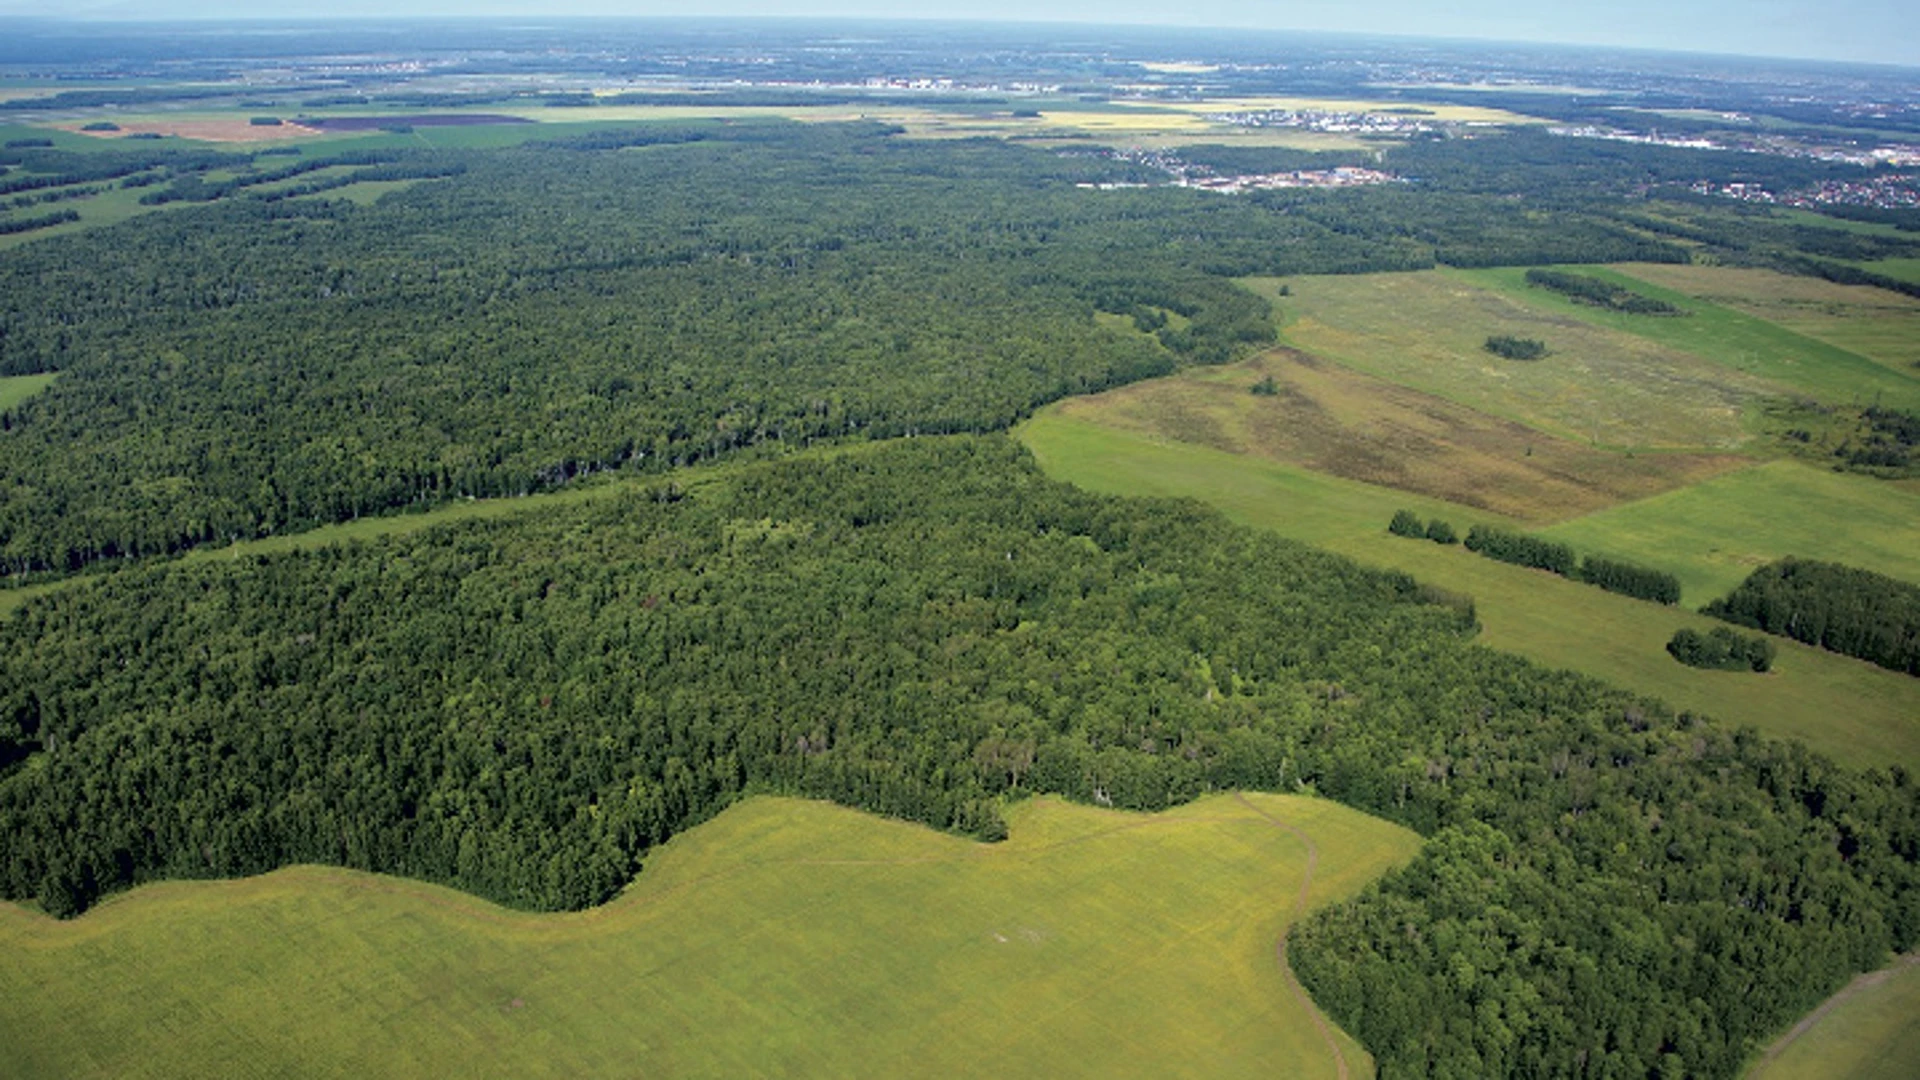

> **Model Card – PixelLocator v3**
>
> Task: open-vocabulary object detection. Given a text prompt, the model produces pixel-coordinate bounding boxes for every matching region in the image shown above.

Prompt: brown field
[1051,348,1748,523]
[66,118,322,143]
[1618,263,1920,377]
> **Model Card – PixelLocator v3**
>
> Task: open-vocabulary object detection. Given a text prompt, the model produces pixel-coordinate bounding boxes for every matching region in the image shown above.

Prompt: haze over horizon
[0,1,1914,69]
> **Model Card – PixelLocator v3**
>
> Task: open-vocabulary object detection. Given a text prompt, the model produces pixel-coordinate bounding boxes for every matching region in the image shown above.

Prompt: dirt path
[1236,792,1348,1080]
[1748,951,1920,1076]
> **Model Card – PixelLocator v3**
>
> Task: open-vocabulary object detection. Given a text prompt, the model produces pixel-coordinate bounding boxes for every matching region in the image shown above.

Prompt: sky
[1,1,1915,68]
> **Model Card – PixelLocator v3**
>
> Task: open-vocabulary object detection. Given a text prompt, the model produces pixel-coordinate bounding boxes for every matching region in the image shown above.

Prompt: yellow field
[0,793,1420,1079]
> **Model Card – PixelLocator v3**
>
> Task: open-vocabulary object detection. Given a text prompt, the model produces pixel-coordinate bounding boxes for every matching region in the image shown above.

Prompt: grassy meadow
[1458,265,1920,413]
[0,792,1419,1079]
[1020,411,1920,774]
[1050,347,1746,523]
[1743,954,1920,1080]
[1251,271,1775,449]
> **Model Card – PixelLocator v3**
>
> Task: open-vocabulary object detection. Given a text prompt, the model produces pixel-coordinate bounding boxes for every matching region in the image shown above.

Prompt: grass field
[1744,954,1920,1080]
[1459,265,1920,413]
[1539,459,1920,602]
[1617,263,1920,377]
[1020,411,1920,774]
[0,371,56,410]
[1051,346,1746,523]
[0,792,1418,1079]
[1253,271,1776,449]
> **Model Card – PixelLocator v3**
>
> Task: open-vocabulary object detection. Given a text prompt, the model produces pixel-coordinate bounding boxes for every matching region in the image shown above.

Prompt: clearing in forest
[1251,271,1776,450]
[1049,346,1746,523]
[0,793,1418,1080]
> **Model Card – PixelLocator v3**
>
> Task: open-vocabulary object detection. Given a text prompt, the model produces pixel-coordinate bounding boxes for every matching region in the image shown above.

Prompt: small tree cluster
[1389,510,1457,544]
[1667,626,1776,672]
[1484,335,1548,360]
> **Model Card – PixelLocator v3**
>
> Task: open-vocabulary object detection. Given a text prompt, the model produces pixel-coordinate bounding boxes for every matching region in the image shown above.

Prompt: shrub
[1388,509,1425,538]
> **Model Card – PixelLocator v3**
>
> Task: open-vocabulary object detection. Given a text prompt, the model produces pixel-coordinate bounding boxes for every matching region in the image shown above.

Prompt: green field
[1539,459,1920,602]
[1850,257,1920,286]
[1255,270,1776,449]
[0,792,1418,1079]
[1020,410,1920,774]
[1744,954,1920,1080]
[0,371,55,410]
[1459,265,1920,413]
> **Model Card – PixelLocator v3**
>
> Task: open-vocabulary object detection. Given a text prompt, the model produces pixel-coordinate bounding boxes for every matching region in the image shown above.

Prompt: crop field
[1049,346,1746,522]
[0,793,1418,1080]
[1744,954,1920,1080]
[1252,271,1775,449]
[1618,263,1920,376]
[1458,265,1920,412]
[1539,460,1920,602]
[1020,411,1920,774]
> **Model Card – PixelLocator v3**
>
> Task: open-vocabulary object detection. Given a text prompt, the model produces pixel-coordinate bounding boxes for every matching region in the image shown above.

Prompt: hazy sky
[3,1,1916,68]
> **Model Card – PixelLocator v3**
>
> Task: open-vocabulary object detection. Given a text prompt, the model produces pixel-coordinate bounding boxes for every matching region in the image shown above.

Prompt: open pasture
[1539,459,1920,603]
[0,792,1417,1080]
[1459,265,1920,412]
[1020,410,1920,774]
[1617,263,1920,377]
[1049,346,1746,523]
[1253,271,1774,450]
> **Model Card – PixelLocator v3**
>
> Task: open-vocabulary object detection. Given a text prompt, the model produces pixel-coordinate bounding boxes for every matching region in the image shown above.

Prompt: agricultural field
[1250,271,1777,449]
[1744,954,1920,1080]
[1020,411,1920,774]
[0,793,1419,1080]
[1538,459,1920,603]
[1459,265,1920,412]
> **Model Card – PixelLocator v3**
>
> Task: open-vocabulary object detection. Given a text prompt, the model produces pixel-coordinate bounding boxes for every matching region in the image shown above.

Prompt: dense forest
[0,438,1913,1080]
[1705,558,1920,675]
[0,122,1697,578]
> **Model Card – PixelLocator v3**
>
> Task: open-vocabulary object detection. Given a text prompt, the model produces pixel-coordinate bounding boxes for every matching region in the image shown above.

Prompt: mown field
[0,372,55,411]
[0,792,1419,1079]
[1020,411,1920,774]
[1743,954,1920,1080]
[1538,459,1920,603]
